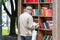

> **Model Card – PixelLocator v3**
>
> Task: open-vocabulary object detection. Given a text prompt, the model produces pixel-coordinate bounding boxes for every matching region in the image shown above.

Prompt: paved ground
[2,35,17,40]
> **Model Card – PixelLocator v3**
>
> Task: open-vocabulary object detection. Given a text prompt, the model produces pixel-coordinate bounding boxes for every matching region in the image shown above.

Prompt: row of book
[40,21,53,29]
[41,7,53,16]
[40,0,52,2]
[43,35,52,40]
[32,7,52,16]
[24,0,52,3]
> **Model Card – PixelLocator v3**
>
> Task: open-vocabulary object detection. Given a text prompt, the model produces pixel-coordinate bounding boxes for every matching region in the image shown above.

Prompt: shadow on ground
[2,35,17,40]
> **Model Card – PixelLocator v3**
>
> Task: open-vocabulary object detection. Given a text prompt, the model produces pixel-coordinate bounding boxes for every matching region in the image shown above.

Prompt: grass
[2,29,9,36]
[2,29,18,36]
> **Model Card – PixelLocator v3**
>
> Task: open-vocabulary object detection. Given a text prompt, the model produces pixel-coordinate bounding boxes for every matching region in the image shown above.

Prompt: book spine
[35,0,39,2]
[35,9,38,16]
[45,22,49,29]
[40,22,45,29]
[39,9,42,15]
[44,22,47,29]
[47,0,52,2]
[48,9,52,16]
[40,0,44,2]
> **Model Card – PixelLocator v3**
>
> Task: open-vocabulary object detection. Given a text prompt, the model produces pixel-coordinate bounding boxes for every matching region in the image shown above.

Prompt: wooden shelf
[33,16,38,18]
[22,2,38,4]
[22,2,52,4]
[39,15,52,17]
[40,2,53,4]
[33,16,52,18]
[40,29,52,31]
[39,29,52,35]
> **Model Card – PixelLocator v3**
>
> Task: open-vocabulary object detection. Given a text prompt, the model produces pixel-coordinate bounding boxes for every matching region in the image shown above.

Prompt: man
[19,6,39,40]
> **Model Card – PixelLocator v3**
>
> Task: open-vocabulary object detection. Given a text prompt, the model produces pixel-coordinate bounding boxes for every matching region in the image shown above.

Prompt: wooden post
[18,0,21,40]
[37,1,44,40]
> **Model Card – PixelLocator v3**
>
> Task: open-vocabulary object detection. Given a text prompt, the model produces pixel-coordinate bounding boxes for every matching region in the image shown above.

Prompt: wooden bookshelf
[20,0,53,40]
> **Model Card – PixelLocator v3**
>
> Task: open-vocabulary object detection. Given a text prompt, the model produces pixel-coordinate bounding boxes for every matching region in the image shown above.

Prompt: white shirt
[19,12,37,36]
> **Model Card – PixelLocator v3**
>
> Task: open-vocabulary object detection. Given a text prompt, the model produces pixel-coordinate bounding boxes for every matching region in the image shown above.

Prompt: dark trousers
[21,36,32,40]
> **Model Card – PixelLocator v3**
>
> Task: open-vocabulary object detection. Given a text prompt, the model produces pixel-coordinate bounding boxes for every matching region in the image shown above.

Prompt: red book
[35,0,39,2]
[26,0,35,3]
[26,0,31,3]
[42,7,48,16]
[40,22,45,29]
[32,0,35,2]
[47,9,52,16]
[47,0,52,2]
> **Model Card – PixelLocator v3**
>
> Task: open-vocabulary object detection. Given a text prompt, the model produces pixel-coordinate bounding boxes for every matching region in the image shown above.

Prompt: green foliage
[1,0,8,3]
[2,29,9,36]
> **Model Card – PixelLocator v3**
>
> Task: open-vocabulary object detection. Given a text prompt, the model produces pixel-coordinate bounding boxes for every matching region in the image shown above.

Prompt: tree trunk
[9,15,16,36]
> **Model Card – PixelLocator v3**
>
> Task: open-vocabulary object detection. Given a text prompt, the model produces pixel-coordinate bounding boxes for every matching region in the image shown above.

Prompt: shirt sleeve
[27,16,36,29]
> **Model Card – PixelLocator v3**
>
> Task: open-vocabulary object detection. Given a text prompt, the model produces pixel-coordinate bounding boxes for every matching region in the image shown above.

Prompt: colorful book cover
[44,9,52,16]
[45,22,49,29]
[31,0,35,2]
[44,9,48,16]
[47,9,52,16]
[26,0,35,3]
[47,0,52,2]
[40,0,44,2]
[41,9,44,16]
[26,0,30,3]
[44,22,47,29]
[35,0,39,2]
[40,22,45,29]
[42,7,48,16]
[44,0,47,2]
[35,9,38,16]
[46,35,50,40]
[44,35,48,40]
[46,21,53,29]
[39,9,42,15]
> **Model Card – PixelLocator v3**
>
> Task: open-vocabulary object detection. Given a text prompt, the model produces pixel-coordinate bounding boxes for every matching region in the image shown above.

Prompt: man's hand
[33,22,39,29]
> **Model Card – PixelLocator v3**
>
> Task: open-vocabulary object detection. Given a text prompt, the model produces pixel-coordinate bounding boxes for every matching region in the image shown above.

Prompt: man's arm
[27,16,39,29]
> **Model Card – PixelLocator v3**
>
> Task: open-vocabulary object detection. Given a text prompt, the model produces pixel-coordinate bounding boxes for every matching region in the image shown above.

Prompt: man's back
[19,12,33,36]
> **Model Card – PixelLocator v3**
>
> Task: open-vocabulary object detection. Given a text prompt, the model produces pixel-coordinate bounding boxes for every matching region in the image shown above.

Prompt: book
[26,0,34,3]
[26,0,39,3]
[44,22,47,29]
[46,35,50,40]
[47,0,52,2]
[39,9,42,15]
[43,35,48,40]
[43,35,52,40]
[40,22,45,29]
[32,9,38,16]
[35,0,39,2]
[26,0,30,3]
[47,9,52,16]
[44,22,49,29]
[46,21,53,29]
[35,9,38,16]
[40,0,44,2]
[42,7,48,16]
[41,7,52,16]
